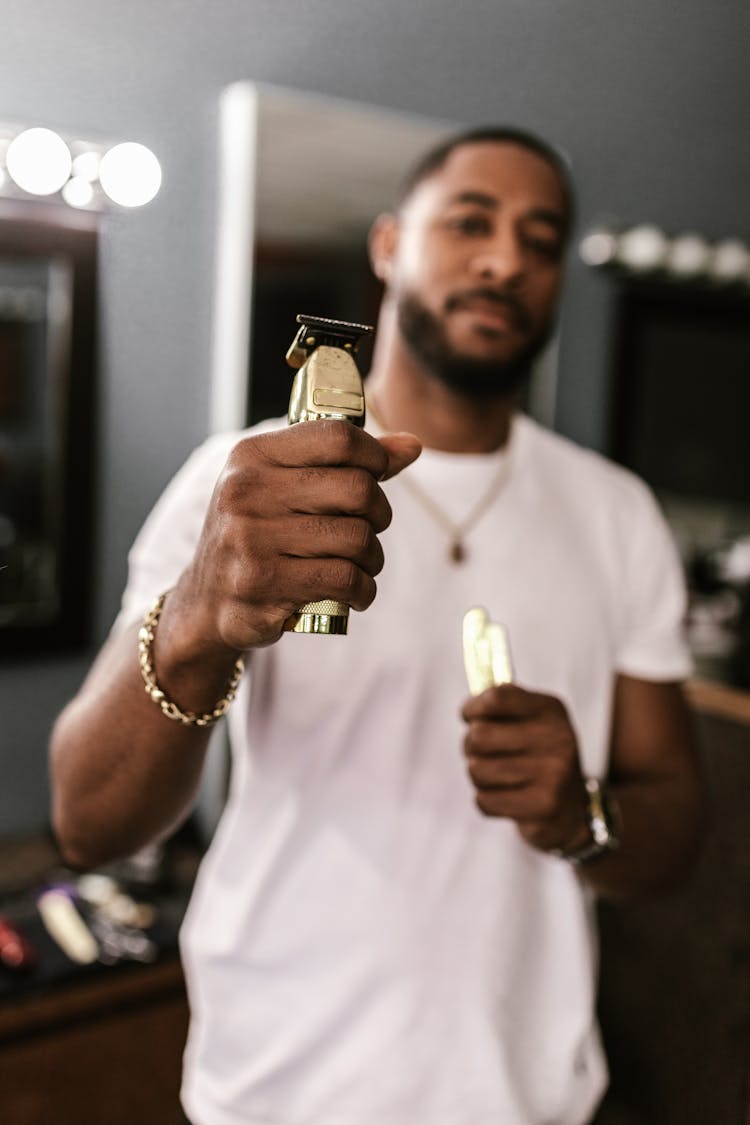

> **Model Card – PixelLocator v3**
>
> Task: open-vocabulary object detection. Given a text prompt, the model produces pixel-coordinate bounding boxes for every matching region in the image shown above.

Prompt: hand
[461,684,590,854]
[168,421,421,658]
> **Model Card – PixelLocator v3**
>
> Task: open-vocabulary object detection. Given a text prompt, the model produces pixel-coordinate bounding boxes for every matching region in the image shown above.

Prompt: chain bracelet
[138,591,245,728]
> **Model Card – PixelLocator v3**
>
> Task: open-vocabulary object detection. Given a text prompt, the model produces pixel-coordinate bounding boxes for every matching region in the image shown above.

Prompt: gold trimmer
[285,314,373,635]
[462,606,514,695]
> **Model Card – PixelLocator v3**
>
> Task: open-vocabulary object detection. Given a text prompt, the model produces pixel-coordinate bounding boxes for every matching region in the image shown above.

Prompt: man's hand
[162,421,421,665]
[461,684,590,853]
[48,421,420,869]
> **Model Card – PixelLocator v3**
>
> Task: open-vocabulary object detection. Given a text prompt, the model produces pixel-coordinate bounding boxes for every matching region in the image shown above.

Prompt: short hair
[396,125,576,235]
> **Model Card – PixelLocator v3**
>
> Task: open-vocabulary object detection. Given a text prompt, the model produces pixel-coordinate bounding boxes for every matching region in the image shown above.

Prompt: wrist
[555,778,622,866]
[141,591,245,726]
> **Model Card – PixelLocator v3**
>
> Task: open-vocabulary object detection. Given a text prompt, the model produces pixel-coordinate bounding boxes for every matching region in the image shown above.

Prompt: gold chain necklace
[368,396,513,564]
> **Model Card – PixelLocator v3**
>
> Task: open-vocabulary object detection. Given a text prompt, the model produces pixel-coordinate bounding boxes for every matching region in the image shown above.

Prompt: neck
[365,299,517,454]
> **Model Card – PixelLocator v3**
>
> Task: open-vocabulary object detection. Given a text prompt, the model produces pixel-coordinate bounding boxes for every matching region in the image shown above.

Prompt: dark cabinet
[0,955,189,1125]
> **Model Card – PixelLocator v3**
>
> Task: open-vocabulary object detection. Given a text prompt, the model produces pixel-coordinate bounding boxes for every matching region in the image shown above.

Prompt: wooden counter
[687,676,750,726]
[0,955,189,1125]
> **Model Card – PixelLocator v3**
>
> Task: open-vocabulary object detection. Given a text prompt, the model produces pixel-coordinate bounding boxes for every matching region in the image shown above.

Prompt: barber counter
[0,831,198,1125]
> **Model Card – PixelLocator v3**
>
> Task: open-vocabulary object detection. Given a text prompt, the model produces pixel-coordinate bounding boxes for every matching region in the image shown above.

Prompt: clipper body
[285,315,372,635]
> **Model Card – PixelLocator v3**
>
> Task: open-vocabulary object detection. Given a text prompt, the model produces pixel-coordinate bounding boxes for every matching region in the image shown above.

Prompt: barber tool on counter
[0,914,38,973]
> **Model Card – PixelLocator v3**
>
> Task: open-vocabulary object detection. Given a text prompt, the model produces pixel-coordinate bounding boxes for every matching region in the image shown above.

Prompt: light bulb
[99,142,161,207]
[666,234,711,278]
[616,225,668,272]
[579,229,618,267]
[6,127,72,196]
[62,176,95,208]
[71,151,101,182]
[708,239,749,283]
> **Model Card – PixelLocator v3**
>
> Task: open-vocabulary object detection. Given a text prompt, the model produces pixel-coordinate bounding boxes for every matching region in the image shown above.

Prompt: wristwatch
[560,777,621,865]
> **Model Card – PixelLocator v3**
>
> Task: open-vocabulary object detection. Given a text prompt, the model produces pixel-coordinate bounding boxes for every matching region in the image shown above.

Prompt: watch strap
[559,777,621,865]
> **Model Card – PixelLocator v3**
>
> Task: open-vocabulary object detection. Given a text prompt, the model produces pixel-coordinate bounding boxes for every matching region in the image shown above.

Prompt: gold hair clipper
[285,314,373,635]
[462,606,514,694]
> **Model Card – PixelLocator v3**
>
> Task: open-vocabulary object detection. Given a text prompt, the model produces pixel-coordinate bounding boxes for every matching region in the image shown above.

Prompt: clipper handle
[285,315,372,636]
[462,607,514,694]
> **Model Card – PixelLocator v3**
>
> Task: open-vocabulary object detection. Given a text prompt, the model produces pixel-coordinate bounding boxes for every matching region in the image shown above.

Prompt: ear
[367,212,400,285]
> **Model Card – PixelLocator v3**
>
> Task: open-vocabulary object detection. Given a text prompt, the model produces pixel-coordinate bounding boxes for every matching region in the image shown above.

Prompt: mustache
[445,287,532,332]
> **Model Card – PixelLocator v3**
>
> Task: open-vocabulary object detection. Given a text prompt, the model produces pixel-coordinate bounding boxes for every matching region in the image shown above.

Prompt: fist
[176,420,421,653]
[462,683,589,853]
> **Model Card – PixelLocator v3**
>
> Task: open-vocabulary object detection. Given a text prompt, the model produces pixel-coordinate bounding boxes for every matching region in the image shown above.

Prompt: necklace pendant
[450,539,466,564]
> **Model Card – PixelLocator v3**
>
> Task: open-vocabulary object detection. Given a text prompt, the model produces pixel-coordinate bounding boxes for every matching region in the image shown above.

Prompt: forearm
[575,769,707,901]
[50,608,242,869]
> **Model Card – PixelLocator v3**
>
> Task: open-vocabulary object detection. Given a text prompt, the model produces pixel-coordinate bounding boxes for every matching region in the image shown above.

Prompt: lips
[447,288,530,334]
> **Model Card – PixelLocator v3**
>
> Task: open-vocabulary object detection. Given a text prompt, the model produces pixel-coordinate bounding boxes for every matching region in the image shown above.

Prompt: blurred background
[1,3,749,1121]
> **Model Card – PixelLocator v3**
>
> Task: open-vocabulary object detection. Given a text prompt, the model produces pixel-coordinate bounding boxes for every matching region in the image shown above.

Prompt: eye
[523,234,563,261]
[446,212,492,237]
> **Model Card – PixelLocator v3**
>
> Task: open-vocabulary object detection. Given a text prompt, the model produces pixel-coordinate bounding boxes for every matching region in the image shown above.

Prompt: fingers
[461,683,563,723]
[248,420,391,477]
[465,743,579,828]
[276,515,385,577]
[227,424,413,531]
[246,420,422,481]
[282,467,393,532]
[186,422,420,652]
[461,684,586,847]
[228,551,378,615]
[377,432,422,480]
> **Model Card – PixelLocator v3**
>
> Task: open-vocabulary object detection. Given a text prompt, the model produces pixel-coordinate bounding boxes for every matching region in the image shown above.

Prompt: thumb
[377,432,422,480]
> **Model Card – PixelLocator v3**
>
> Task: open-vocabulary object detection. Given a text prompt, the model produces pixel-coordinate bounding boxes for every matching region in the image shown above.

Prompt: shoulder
[515,413,656,511]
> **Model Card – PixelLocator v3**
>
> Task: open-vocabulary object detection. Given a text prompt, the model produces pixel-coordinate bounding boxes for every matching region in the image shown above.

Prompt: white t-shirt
[115,413,691,1125]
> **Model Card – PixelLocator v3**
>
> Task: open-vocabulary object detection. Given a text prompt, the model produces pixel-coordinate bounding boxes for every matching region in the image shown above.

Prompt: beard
[397,289,555,400]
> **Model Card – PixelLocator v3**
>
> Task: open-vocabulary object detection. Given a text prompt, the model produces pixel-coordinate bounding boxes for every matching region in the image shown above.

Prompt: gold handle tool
[462,606,515,695]
[285,314,373,635]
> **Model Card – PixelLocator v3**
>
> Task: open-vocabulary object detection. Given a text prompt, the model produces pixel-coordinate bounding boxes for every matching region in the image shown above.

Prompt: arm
[461,673,707,900]
[50,422,421,870]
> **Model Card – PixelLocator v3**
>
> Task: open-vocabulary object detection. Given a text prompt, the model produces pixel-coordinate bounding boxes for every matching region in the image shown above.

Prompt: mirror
[209,83,560,437]
[0,205,97,655]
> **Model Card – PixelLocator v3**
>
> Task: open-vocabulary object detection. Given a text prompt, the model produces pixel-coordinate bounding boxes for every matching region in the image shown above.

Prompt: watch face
[584,778,620,850]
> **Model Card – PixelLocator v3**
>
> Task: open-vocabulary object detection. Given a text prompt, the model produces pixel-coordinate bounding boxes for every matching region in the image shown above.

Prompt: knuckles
[191,425,391,640]
[316,420,388,478]
[212,457,267,516]
[317,419,362,461]
[345,468,379,513]
[331,558,366,605]
[343,519,383,570]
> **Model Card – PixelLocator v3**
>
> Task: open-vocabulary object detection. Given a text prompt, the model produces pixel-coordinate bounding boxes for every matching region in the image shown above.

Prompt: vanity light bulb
[62,176,95,208]
[616,224,668,272]
[99,142,162,207]
[709,239,749,283]
[666,234,711,278]
[578,229,618,267]
[6,127,72,196]
[71,151,101,183]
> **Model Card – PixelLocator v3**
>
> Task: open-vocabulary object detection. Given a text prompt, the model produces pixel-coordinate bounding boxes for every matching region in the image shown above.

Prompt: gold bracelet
[138,591,245,728]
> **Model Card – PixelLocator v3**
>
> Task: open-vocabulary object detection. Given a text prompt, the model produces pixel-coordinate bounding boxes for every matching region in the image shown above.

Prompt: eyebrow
[447,190,567,233]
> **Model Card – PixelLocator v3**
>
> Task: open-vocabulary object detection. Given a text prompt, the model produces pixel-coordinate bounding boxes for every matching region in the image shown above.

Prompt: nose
[469,224,525,287]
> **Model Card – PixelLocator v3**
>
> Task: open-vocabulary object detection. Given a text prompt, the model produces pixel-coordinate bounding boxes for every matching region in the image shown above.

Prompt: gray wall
[1,0,749,833]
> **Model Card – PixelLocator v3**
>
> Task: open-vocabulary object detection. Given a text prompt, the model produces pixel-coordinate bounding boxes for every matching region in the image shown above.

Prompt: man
[50,127,706,1124]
